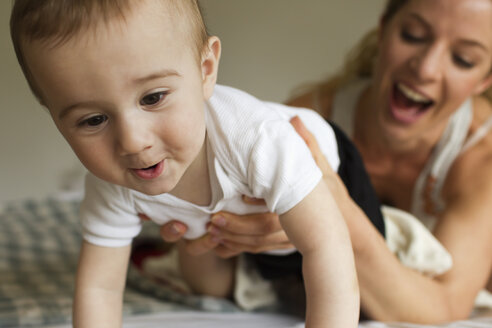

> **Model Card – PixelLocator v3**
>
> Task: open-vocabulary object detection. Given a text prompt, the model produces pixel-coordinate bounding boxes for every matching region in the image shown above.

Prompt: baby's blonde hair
[10,0,209,102]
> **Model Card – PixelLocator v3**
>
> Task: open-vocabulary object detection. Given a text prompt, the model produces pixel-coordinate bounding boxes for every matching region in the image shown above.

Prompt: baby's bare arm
[280,180,359,328]
[73,241,131,328]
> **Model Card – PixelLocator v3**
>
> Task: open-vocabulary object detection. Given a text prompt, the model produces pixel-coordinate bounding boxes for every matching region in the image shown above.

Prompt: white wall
[0,1,384,202]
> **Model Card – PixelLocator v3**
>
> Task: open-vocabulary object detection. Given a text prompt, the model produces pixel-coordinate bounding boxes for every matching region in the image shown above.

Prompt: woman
[153,0,492,323]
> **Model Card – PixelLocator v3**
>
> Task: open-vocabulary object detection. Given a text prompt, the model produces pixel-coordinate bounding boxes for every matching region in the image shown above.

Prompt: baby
[10,0,359,327]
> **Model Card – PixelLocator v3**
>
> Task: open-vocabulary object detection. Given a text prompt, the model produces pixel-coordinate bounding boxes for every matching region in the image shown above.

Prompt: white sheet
[41,310,492,328]
[42,312,303,328]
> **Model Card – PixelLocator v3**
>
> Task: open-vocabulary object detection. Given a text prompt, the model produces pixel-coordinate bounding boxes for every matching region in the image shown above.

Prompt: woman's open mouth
[132,160,164,180]
[390,83,435,124]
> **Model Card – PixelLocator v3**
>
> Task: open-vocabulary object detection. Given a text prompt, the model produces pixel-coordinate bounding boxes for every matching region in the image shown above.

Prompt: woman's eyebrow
[459,39,490,53]
[406,13,430,28]
[407,12,489,53]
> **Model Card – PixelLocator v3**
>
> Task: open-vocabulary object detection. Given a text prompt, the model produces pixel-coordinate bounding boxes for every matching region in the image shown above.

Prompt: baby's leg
[177,241,235,298]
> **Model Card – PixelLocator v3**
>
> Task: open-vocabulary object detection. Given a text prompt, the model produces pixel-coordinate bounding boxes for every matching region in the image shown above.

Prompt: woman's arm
[350,178,492,322]
[73,241,131,328]
[146,202,293,258]
[432,147,492,317]
[293,117,492,323]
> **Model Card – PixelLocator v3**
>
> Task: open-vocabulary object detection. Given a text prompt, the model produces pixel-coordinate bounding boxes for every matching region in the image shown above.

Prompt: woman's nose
[409,44,445,82]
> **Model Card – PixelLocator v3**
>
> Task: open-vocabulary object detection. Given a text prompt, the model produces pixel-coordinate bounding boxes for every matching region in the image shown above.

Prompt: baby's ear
[201,36,221,100]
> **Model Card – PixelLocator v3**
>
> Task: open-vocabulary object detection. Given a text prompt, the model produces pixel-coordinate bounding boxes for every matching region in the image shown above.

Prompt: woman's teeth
[397,83,432,105]
[390,83,435,124]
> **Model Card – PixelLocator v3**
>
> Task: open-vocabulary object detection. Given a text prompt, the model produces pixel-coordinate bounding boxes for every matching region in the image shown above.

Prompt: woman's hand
[137,214,221,256]
[206,196,293,258]
[290,116,354,212]
[141,198,293,258]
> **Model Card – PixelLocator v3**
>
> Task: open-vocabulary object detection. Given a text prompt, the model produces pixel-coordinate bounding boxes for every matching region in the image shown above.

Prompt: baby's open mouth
[132,161,164,180]
[142,164,158,170]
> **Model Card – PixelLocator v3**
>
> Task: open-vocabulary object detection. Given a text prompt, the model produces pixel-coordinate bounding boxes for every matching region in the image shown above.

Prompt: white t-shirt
[80,85,340,247]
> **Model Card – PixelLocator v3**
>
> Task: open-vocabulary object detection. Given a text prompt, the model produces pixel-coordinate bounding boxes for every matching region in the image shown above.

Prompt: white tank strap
[461,114,492,154]
[411,99,473,223]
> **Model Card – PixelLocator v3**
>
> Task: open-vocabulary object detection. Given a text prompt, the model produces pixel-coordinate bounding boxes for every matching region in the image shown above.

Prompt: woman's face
[371,0,492,144]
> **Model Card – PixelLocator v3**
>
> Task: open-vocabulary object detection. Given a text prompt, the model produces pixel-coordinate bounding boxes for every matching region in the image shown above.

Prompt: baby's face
[23,1,217,195]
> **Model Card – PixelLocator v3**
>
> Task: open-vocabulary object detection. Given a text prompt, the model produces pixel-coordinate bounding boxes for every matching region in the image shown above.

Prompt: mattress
[1,195,491,327]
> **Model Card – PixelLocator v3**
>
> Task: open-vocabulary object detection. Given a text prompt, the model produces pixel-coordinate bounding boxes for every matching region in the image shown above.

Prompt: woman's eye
[453,54,474,69]
[401,29,426,43]
[140,91,167,106]
[80,115,108,127]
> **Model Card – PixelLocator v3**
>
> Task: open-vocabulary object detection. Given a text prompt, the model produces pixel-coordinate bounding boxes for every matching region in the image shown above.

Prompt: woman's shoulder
[467,94,492,154]
[472,94,492,123]
[444,95,492,198]
[286,91,317,109]
[286,80,339,119]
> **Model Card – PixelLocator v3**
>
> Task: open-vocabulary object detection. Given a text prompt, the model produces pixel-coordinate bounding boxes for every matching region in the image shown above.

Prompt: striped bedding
[1,196,491,327]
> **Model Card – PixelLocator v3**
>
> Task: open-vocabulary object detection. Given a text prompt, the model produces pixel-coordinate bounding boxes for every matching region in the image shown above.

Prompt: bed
[1,193,491,327]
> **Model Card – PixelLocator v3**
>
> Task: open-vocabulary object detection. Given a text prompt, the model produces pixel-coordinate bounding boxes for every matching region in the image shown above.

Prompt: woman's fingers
[138,213,152,221]
[214,237,294,258]
[184,234,220,256]
[144,194,287,258]
[140,215,216,255]
[158,220,188,243]
[213,245,240,259]
[290,116,334,176]
[210,211,282,235]
[290,116,349,198]
[156,220,219,255]
[241,195,267,206]
[208,210,293,258]
[209,225,290,248]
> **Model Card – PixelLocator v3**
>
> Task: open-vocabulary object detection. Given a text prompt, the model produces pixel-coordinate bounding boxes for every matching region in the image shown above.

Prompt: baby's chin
[93,172,175,196]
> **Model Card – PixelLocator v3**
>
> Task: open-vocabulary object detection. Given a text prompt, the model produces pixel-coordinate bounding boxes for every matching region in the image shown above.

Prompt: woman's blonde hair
[313,0,492,102]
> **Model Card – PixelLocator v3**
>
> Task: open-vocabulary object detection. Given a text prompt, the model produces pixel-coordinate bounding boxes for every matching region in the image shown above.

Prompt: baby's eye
[140,91,167,106]
[79,115,108,127]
